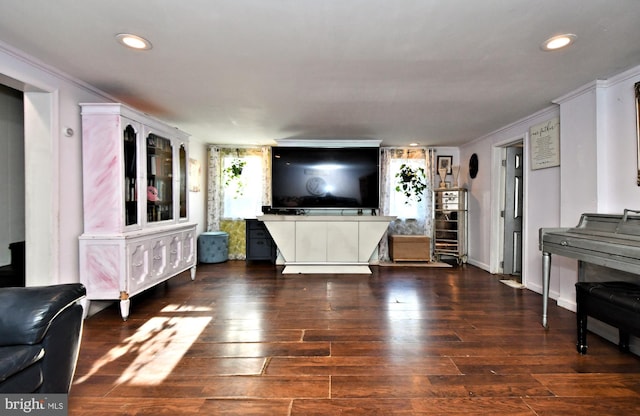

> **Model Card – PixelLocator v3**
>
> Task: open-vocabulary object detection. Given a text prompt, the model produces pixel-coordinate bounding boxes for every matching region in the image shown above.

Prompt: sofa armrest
[0,284,86,346]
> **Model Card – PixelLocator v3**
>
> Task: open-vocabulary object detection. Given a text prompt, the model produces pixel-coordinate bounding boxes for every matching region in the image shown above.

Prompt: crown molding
[276,138,381,147]
[0,39,114,101]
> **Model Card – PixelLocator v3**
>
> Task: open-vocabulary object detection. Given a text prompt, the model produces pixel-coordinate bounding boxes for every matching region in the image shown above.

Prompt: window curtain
[378,147,435,262]
[206,146,271,259]
[207,145,436,262]
[206,146,222,232]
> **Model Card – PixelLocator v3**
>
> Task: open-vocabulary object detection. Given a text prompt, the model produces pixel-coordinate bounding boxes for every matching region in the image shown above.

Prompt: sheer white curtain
[206,146,271,259]
[207,145,434,261]
[206,146,222,232]
[378,147,434,262]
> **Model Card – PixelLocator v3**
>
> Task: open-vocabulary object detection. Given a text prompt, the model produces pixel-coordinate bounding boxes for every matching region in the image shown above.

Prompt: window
[221,152,265,219]
[387,158,427,220]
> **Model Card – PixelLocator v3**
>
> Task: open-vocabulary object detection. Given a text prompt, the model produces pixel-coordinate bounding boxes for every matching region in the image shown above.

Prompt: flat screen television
[271,146,380,210]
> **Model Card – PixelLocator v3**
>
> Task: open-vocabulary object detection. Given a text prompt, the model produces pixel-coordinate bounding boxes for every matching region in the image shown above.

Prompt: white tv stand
[257,215,395,274]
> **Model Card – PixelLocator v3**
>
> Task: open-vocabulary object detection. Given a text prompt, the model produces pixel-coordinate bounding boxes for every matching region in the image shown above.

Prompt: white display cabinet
[78,103,196,320]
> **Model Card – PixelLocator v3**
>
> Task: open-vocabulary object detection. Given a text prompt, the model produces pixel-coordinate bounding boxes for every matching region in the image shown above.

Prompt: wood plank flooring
[69,261,640,415]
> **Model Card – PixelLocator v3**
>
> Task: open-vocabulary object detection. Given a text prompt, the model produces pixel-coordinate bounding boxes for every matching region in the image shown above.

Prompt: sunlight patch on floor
[161,304,214,312]
[75,315,211,386]
[116,316,211,385]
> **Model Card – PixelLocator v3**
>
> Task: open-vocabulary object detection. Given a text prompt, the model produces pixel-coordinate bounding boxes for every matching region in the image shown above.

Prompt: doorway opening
[502,143,524,283]
[0,83,25,287]
[0,72,58,286]
[491,139,525,284]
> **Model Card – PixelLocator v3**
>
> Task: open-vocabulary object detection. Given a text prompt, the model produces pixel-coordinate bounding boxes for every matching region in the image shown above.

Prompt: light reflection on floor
[115,316,212,385]
[75,305,212,386]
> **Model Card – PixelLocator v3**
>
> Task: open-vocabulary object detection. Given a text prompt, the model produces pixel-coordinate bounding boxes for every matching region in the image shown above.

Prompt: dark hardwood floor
[69,261,640,415]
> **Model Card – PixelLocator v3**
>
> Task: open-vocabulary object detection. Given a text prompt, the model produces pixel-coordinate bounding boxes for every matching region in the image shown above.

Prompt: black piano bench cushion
[575,281,640,355]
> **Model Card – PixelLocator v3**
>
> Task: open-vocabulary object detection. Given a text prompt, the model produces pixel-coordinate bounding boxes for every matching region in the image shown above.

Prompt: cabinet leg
[190,265,196,280]
[119,291,130,321]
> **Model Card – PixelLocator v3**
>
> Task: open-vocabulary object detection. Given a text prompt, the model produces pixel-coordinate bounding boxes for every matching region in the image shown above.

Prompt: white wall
[458,138,494,271]
[459,106,561,285]
[0,42,208,285]
[432,147,460,167]
[552,83,600,310]
[597,68,640,212]
[554,68,640,352]
[461,63,640,318]
[1,43,109,284]
[548,69,640,311]
[188,139,208,237]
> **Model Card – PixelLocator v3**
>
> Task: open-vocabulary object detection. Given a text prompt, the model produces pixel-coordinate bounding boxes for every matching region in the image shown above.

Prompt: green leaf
[395,163,427,204]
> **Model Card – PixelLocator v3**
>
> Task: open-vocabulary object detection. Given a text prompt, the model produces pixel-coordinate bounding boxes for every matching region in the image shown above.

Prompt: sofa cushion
[0,284,86,345]
[0,361,43,393]
[0,345,44,384]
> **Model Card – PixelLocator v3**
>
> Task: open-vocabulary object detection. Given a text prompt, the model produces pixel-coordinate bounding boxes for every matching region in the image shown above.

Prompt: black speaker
[261,205,272,214]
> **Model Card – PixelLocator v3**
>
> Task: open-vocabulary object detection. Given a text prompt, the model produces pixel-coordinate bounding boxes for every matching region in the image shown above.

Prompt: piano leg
[576,288,588,354]
[542,251,551,329]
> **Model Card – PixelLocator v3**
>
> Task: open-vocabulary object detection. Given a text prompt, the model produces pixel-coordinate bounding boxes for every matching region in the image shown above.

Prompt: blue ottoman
[198,231,229,263]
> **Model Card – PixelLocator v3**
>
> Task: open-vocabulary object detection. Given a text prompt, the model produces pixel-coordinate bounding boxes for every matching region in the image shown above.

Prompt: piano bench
[575,281,640,355]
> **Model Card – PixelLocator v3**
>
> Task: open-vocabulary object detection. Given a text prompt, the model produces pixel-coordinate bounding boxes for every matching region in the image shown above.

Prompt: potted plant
[395,163,427,204]
[223,158,246,197]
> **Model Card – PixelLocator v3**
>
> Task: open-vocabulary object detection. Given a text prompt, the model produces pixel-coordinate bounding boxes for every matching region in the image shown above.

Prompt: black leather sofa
[0,283,86,393]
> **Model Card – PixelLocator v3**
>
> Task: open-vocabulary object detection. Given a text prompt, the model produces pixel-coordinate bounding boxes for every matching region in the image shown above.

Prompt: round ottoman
[198,231,229,263]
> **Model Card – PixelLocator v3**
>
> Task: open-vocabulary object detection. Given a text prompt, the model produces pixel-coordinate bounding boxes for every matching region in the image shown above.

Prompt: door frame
[0,73,59,286]
[490,136,527,283]
[503,144,524,278]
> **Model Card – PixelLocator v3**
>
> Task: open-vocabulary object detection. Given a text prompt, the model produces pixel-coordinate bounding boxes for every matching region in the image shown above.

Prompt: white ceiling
[1,0,640,147]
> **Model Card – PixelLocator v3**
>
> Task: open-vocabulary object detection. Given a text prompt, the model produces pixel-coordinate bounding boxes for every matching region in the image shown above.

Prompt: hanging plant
[223,158,246,197]
[395,163,427,204]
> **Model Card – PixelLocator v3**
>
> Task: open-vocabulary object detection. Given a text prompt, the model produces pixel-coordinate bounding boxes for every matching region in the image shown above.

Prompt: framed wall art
[530,117,560,170]
[437,155,453,174]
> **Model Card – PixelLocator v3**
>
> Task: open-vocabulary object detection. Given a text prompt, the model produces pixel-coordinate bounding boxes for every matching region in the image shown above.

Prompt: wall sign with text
[529,117,560,170]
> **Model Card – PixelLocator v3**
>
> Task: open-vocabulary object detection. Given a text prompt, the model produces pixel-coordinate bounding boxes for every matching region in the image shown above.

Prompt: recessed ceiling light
[116,33,152,50]
[409,142,419,147]
[541,34,576,51]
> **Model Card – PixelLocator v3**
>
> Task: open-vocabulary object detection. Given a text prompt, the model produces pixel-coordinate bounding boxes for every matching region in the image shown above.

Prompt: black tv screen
[271,147,380,210]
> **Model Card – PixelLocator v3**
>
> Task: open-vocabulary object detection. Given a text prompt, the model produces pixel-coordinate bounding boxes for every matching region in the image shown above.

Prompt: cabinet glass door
[123,124,138,226]
[179,144,187,219]
[146,133,173,223]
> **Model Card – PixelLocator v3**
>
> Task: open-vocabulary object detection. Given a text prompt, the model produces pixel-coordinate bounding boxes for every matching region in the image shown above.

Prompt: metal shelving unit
[433,188,468,264]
